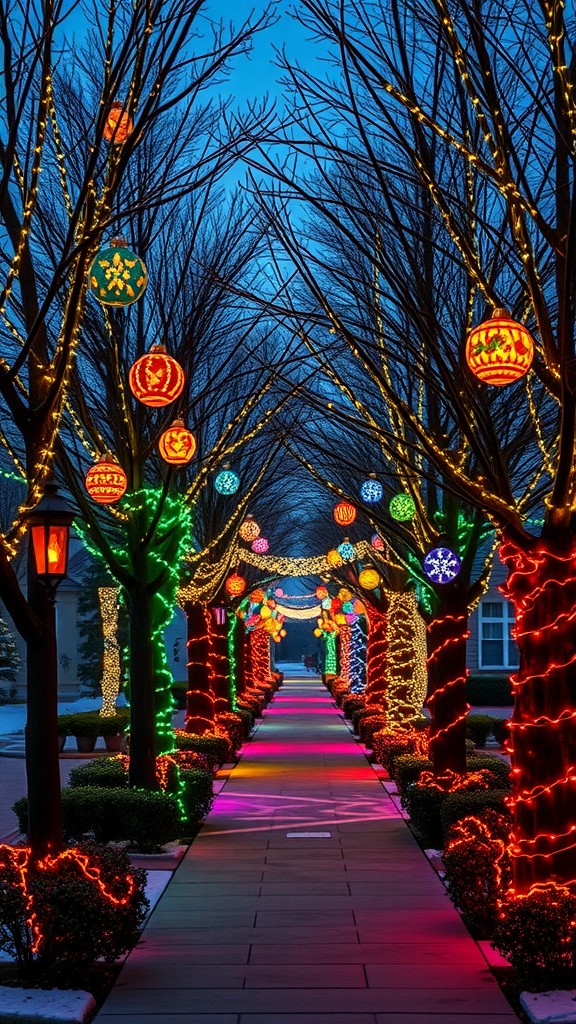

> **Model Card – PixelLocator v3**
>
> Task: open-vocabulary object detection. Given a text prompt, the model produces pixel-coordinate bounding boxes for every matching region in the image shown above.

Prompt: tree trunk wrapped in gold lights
[385,591,427,729]
[500,531,576,893]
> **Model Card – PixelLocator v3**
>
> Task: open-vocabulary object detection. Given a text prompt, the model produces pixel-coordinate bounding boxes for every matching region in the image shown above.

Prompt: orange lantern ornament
[129,345,185,407]
[326,548,344,567]
[158,419,196,465]
[359,566,381,590]
[225,572,246,597]
[239,515,260,542]
[465,308,534,386]
[250,588,265,604]
[315,585,329,600]
[103,102,133,144]
[85,454,127,504]
[333,500,357,526]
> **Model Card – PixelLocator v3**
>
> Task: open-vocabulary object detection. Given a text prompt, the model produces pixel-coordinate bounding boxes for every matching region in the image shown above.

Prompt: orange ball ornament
[103,102,133,144]
[315,585,329,600]
[225,573,246,597]
[465,308,534,386]
[129,345,185,407]
[250,588,265,604]
[239,515,260,542]
[333,501,357,526]
[359,566,380,590]
[85,454,127,504]
[158,419,196,465]
[327,548,344,567]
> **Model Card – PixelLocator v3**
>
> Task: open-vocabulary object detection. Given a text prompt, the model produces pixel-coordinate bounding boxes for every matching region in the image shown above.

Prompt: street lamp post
[25,479,74,857]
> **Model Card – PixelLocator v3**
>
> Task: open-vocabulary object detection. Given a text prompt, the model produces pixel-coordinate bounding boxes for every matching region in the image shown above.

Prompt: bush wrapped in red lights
[0,842,148,975]
[405,765,510,848]
[443,810,511,933]
[372,726,429,771]
[493,883,576,987]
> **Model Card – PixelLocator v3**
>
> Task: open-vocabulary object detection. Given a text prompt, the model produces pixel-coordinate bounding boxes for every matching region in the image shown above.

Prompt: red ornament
[225,573,246,597]
[129,345,185,407]
[103,102,133,144]
[158,420,196,465]
[333,501,356,526]
[315,585,329,600]
[465,308,534,386]
[85,455,127,504]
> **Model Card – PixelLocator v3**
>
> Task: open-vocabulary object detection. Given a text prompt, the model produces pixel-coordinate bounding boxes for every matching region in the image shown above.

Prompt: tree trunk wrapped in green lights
[500,530,576,894]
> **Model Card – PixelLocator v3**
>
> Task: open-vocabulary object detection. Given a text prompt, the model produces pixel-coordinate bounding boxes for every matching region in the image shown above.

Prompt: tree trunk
[209,606,230,714]
[185,601,215,734]
[127,583,157,789]
[250,628,271,687]
[25,570,62,858]
[232,614,246,700]
[243,630,253,690]
[426,592,469,774]
[338,625,352,684]
[500,530,576,893]
[364,605,387,709]
[385,591,428,728]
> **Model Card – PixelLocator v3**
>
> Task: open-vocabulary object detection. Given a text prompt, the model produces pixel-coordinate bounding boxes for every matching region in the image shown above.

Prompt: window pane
[482,622,503,640]
[482,639,504,666]
[482,602,504,619]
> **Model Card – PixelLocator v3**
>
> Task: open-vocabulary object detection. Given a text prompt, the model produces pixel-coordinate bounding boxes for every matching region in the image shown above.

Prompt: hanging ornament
[88,238,147,306]
[389,492,416,521]
[85,454,127,504]
[315,585,329,600]
[251,536,269,553]
[129,345,185,407]
[158,419,196,465]
[333,501,357,526]
[326,548,344,567]
[102,102,133,144]
[422,545,461,585]
[371,533,386,551]
[359,566,380,590]
[337,539,356,562]
[249,588,265,604]
[225,572,246,597]
[214,466,240,495]
[239,515,260,542]
[275,587,284,597]
[360,475,383,503]
[465,308,534,386]
[338,587,353,601]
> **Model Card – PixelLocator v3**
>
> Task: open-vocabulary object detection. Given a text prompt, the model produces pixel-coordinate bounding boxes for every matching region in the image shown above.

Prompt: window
[479,600,519,669]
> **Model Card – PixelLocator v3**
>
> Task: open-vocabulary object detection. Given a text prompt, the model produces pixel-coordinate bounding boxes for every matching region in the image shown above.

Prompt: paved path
[96,677,519,1024]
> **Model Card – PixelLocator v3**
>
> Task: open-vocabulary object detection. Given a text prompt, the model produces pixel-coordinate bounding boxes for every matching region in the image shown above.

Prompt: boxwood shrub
[69,757,128,789]
[216,712,244,754]
[57,709,129,737]
[392,754,433,796]
[466,675,513,707]
[233,706,254,737]
[14,787,183,853]
[439,789,511,842]
[466,714,497,747]
[179,768,214,825]
[174,730,231,769]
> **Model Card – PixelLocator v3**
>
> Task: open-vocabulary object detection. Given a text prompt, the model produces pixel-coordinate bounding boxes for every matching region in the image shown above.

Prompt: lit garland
[385,591,428,728]
[227,613,238,712]
[275,602,322,619]
[241,541,374,577]
[98,587,123,716]
[499,532,576,893]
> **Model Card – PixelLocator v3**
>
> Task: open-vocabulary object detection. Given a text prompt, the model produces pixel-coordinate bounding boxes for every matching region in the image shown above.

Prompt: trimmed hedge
[216,712,244,754]
[14,788,182,853]
[466,714,496,747]
[466,675,513,707]
[467,754,511,789]
[57,709,129,737]
[440,789,511,841]
[69,757,128,789]
[233,706,254,737]
[174,730,231,768]
[392,754,433,796]
[443,810,512,932]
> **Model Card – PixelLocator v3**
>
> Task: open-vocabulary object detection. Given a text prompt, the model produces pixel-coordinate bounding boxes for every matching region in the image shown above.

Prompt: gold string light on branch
[98,587,123,716]
[241,541,375,577]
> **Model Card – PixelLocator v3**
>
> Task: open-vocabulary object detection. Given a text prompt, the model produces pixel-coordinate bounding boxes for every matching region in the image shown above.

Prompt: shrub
[233,706,254,737]
[216,712,244,754]
[341,693,365,719]
[405,769,506,848]
[443,810,511,932]
[467,755,511,789]
[14,787,183,853]
[466,714,497,747]
[179,768,214,826]
[372,728,428,771]
[69,756,128,789]
[359,713,388,746]
[493,885,576,988]
[56,709,129,737]
[174,729,231,769]
[466,675,513,707]
[440,789,511,840]
[0,842,148,975]
[392,754,433,795]
[491,717,509,746]
[237,695,263,716]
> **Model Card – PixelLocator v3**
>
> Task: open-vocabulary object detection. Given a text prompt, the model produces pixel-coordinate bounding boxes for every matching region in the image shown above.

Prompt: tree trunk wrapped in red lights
[500,531,576,894]
[338,625,352,684]
[250,627,271,688]
[184,602,215,735]
[364,605,387,709]
[426,594,469,775]
[209,606,231,714]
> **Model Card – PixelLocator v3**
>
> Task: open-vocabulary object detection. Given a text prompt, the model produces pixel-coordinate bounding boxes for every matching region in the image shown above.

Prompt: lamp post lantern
[25,479,74,856]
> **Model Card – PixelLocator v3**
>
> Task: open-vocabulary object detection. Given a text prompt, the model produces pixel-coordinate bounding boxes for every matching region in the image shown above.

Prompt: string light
[98,587,123,716]
[185,603,216,734]
[385,591,427,728]
[364,605,387,708]
[349,620,367,693]
[324,632,338,674]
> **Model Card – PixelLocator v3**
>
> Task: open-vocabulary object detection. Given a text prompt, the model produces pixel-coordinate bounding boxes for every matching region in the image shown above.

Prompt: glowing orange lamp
[333,501,357,526]
[158,420,196,465]
[129,345,185,407]
[85,455,127,504]
[465,308,534,386]
[103,102,133,144]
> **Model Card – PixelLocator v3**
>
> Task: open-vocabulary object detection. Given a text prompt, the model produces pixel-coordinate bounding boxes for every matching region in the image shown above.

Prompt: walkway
[95,677,519,1024]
